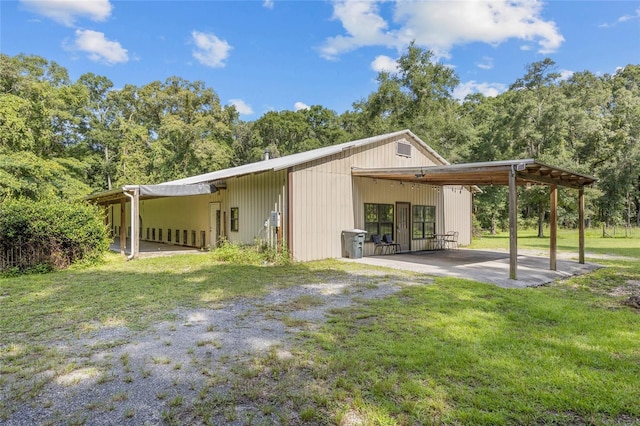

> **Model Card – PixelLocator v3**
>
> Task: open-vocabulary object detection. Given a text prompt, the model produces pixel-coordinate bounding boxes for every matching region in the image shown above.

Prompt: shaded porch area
[109,238,204,258]
[345,249,600,289]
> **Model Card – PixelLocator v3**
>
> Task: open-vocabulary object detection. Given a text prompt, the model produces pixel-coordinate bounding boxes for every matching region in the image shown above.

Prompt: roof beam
[516,171,583,189]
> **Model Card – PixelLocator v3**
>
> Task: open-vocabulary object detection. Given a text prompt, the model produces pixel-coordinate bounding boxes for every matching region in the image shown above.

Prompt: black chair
[371,234,387,255]
[382,234,401,254]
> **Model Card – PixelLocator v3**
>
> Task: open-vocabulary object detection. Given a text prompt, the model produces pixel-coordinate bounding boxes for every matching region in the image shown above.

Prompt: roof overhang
[85,183,217,205]
[352,159,597,190]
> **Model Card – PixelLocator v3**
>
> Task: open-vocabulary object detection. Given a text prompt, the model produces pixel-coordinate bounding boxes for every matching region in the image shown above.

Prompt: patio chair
[382,233,401,254]
[443,231,459,249]
[371,234,388,255]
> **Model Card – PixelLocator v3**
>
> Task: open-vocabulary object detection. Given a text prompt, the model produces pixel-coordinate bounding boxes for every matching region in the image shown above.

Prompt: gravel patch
[4,269,428,425]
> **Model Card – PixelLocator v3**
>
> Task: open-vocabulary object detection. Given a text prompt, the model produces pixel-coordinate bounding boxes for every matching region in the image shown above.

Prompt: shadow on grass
[185,273,640,424]
[2,253,639,424]
[0,255,422,424]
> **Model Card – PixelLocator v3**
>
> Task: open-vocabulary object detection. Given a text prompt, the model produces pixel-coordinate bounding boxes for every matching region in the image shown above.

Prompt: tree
[350,42,469,161]
[0,151,91,202]
[78,73,118,190]
[252,106,347,158]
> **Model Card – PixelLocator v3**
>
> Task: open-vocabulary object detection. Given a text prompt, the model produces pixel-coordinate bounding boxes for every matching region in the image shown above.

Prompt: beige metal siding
[291,168,354,261]
[443,186,473,246]
[139,192,224,247]
[291,134,449,261]
[225,170,288,246]
[112,171,287,249]
[353,177,445,255]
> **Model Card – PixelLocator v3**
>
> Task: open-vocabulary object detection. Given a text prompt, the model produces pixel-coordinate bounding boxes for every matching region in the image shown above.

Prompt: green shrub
[210,240,290,266]
[0,198,110,273]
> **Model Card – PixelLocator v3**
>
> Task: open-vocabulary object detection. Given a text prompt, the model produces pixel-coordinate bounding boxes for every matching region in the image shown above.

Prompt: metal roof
[85,129,443,204]
[161,129,447,186]
[352,159,598,189]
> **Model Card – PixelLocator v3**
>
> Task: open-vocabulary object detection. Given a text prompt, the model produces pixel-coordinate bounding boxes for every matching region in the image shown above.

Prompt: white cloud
[294,102,310,111]
[619,8,640,22]
[68,29,128,64]
[321,0,564,60]
[476,56,494,70]
[20,0,112,26]
[263,0,274,9]
[320,1,399,59]
[371,55,399,73]
[558,69,574,81]
[229,99,253,115]
[191,31,232,68]
[453,81,507,100]
[600,7,640,27]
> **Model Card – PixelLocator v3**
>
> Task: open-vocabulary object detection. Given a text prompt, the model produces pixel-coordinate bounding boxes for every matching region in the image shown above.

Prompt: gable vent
[396,141,412,157]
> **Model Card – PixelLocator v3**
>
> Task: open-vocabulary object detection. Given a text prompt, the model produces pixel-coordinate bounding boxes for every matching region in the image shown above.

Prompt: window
[364,203,394,238]
[412,205,436,239]
[230,207,239,232]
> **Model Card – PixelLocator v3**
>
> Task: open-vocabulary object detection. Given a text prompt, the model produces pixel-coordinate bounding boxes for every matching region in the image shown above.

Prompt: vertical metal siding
[137,192,224,246]
[225,170,287,246]
[443,186,472,246]
[353,178,444,256]
[291,134,460,261]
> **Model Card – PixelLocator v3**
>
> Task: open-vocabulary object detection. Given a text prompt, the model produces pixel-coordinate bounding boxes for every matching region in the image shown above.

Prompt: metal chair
[382,234,401,254]
[371,234,387,255]
[443,231,459,249]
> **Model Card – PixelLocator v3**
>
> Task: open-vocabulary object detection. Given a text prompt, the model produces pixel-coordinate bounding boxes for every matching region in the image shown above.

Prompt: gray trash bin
[341,229,367,259]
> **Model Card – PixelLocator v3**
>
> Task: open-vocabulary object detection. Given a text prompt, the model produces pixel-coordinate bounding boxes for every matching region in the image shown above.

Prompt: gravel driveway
[5,268,423,425]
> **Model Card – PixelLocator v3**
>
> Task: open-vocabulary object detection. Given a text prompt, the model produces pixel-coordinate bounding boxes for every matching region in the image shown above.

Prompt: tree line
[1,45,639,233]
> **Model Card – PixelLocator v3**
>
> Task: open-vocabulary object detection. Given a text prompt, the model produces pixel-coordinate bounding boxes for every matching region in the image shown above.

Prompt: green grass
[470,227,640,259]
[190,230,640,424]
[2,231,639,424]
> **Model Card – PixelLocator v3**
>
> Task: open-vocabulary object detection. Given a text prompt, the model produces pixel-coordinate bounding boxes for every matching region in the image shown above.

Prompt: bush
[0,199,110,273]
[210,240,290,266]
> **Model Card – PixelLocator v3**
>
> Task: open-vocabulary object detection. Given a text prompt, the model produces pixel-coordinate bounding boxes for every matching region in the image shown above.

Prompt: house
[88,130,473,261]
[87,128,596,279]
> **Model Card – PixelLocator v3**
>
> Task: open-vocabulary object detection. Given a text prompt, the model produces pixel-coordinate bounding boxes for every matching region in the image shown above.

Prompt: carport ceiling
[352,159,597,189]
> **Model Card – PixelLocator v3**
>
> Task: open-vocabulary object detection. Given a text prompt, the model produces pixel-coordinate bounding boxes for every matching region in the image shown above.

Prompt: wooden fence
[0,239,50,272]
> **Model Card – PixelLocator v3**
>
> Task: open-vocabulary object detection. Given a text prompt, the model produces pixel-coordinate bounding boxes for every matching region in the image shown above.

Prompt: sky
[1,0,639,120]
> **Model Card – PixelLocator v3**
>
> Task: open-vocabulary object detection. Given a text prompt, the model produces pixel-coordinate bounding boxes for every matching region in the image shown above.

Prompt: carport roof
[352,159,597,189]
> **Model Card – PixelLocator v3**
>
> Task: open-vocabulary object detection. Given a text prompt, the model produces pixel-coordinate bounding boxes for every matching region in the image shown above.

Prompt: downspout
[123,188,136,260]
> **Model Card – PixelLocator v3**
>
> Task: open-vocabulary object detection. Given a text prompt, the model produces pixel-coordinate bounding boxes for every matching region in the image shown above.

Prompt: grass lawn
[1,230,639,424]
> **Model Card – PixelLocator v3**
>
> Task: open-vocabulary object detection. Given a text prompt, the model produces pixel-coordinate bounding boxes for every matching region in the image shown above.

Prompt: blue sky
[2,0,639,120]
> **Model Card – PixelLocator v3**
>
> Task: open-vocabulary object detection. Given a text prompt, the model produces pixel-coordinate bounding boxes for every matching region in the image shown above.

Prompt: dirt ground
[4,269,427,425]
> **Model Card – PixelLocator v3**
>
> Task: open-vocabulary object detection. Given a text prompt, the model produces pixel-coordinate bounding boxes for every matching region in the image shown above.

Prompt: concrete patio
[109,238,204,258]
[346,248,601,289]
[109,238,600,289]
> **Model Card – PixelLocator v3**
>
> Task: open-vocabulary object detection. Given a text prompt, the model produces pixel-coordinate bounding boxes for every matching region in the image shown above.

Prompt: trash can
[341,229,367,259]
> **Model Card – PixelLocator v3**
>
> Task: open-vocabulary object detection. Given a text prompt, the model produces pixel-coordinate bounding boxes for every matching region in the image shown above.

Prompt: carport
[352,159,597,280]
[86,183,216,259]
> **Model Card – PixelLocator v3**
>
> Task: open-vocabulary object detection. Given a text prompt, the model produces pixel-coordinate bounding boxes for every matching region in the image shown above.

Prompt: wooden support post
[550,185,557,271]
[509,167,518,280]
[120,200,126,255]
[579,187,585,264]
